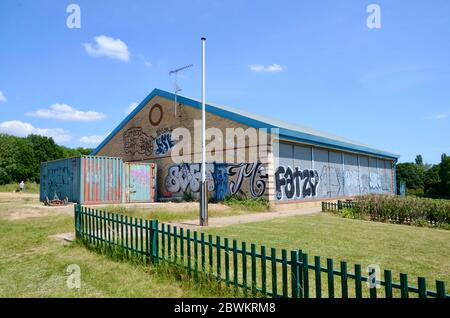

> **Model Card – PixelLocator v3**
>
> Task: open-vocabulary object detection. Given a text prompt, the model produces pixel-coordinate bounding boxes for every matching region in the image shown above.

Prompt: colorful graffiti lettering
[165,163,215,193]
[154,128,175,156]
[164,162,268,198]
[227,161,268,198]
[275,166,320,200]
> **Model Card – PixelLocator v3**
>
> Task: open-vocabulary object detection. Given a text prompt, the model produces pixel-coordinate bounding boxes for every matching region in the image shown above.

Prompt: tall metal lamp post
[199,37,208,226]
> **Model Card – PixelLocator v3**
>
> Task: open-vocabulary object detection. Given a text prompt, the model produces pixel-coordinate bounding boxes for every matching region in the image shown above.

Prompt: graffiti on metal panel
[123,127,153,156]
[46,166,72,198]
[130,168,150,184]
[360,173,370,194]
[227,161,268,198]
[165,163,215,193]
[328,167,343,197]
[344,170,360,193]
[369,172,382,190]
[275,166,320,200]
[153,128,175,156]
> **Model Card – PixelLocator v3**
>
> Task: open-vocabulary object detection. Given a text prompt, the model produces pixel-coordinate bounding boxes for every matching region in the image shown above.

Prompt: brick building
[92,88,398,208]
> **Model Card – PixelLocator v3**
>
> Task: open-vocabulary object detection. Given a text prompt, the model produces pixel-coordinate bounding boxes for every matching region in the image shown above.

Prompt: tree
[424,164,440,196]
[0,133,94,185]
[439,155,450,197]
[415,154,423,166]
[396,162,425,194]
[26,135,64,182]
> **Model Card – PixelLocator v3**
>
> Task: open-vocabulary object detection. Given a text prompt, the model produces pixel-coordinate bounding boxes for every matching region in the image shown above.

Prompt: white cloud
[250,64,284,73]
[84,35,131,62]
[425,113,448,120]
[0,91,6,103]
[0,120,71,143]
[138,54,152,68]
[125,102,139,114]
[78,134,105,145]
[26,103,106,121]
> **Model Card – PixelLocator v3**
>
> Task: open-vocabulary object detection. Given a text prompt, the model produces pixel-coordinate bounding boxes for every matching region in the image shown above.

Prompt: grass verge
[0,182,39,194]
[101,204,268,223]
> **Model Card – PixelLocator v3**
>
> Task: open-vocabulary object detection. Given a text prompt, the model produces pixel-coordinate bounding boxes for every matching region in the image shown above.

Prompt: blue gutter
[92,88,400,160]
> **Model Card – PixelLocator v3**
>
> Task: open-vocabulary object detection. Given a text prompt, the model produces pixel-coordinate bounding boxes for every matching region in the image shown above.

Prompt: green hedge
[354,195,450,226]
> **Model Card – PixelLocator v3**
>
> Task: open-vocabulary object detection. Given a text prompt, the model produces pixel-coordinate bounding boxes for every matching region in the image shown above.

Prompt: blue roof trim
[92,88,399,160]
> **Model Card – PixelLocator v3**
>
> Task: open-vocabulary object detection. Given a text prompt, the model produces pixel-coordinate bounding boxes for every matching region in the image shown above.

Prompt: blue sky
[0,0,448,164]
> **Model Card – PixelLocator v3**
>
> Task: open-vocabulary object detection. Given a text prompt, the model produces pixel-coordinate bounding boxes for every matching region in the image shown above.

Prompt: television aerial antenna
[169,64,193,117]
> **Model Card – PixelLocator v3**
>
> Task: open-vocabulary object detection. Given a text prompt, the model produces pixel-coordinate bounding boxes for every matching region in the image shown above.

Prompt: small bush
[340,208,361,219]
[222,195,270,212]
[182,190,195,202]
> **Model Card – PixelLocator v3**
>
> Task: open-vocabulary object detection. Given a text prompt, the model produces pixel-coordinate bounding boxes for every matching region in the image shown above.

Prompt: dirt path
[167,206,321,228]
[0,192,74,220]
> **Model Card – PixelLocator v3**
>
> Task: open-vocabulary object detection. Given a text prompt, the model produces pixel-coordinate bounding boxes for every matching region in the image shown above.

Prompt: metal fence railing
[74,204,449,298]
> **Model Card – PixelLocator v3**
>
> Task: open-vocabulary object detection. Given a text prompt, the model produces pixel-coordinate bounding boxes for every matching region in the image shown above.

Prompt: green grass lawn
[205,213,450,289]
[0,209,231,297]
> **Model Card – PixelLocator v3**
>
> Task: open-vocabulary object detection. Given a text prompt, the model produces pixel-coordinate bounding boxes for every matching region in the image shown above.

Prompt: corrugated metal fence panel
[124,162,156,202]
[40,157,81,202]
[81,156,123,204]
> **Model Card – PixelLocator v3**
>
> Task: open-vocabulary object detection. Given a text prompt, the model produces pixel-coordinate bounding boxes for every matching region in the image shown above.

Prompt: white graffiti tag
[165,163,215,193]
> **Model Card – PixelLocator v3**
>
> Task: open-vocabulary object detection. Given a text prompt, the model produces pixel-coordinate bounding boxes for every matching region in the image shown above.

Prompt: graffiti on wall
[154,128,175,156]
[164,161,268,198]
[123,126,176,157]
[369,172,382,190]
[165,163,215,194]
[275,166,320,200]
[344,170,360,193]
[214,164,229,200]
[227,162,268,198]
[123,127,154,156]
[328,167,343,197]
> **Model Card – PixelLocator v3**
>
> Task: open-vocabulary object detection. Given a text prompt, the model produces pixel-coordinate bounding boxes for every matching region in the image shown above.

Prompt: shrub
[182,190,195,202]
[222,195,270,212]
[353,194,450,227]
[340,208,361,219]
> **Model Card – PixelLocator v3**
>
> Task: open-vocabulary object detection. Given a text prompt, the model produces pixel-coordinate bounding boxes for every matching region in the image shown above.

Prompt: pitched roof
[92,88,399,160]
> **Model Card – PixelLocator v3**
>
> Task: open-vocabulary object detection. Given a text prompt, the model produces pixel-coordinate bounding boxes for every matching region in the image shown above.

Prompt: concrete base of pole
[199,181,208,226]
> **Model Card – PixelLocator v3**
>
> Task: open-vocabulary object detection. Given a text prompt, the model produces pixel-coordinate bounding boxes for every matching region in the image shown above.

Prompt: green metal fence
[322,200,356,212]
[74,204,449,298]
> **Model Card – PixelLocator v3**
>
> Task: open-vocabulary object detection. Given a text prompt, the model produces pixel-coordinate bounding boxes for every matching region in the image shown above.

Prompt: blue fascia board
[92,88,400,160]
